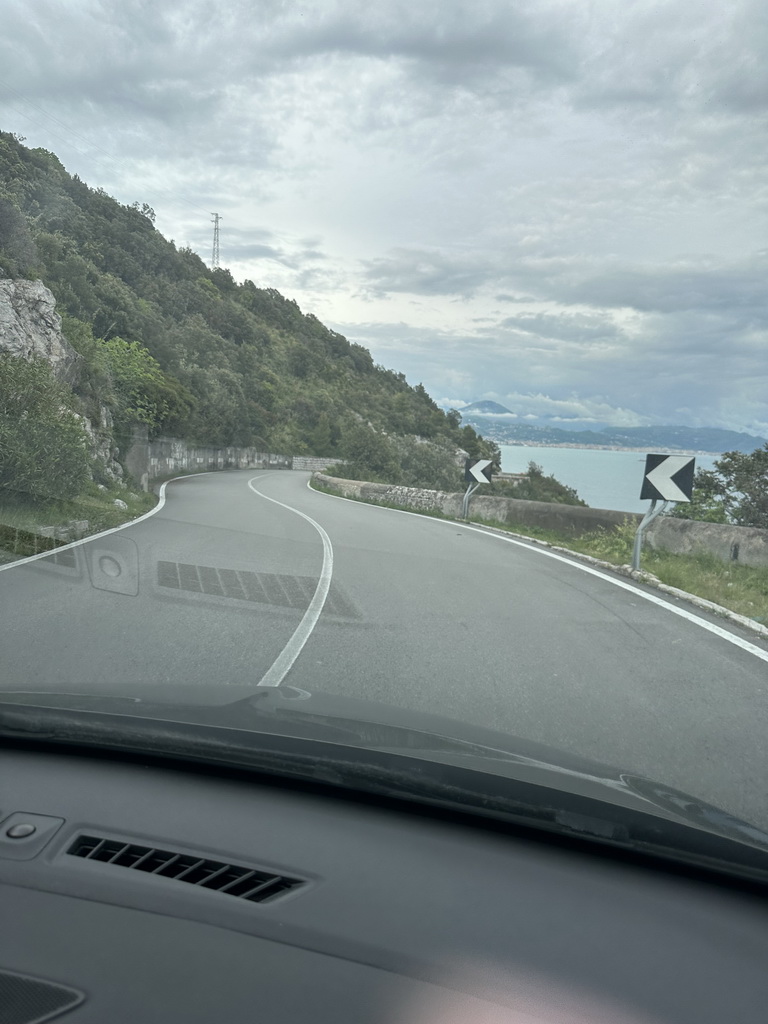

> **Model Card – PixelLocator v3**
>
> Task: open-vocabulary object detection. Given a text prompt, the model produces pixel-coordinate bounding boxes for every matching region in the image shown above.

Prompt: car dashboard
[1,743,767,1024]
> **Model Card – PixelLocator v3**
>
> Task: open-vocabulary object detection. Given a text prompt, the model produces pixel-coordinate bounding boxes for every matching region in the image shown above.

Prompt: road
[2,469,767,829]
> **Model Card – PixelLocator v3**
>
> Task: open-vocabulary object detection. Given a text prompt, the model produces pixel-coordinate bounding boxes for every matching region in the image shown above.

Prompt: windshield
[1,0,767,846]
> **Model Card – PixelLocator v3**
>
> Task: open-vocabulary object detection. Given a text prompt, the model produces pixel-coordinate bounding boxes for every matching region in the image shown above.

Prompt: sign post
[462,459,494,518]
[632,454,695,570]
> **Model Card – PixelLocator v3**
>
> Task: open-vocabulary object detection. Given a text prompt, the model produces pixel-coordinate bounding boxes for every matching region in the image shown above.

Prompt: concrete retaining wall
[124,431,337,490]
[645,516,768,568]
[314,473,768,569]
[126,434,291,490]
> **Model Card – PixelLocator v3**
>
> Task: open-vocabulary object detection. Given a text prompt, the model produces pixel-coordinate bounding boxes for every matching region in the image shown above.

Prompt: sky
[1,0,766,434]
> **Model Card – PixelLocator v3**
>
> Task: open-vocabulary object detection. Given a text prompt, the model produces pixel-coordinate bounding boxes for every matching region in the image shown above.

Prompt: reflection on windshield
[2,1,768,847]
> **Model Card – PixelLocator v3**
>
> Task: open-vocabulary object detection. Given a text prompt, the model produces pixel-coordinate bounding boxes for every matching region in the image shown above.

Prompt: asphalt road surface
[2,469,767,829]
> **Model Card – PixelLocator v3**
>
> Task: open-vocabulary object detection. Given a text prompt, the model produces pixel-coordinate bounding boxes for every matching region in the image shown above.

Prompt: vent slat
[173,857,206,881]
[217,868,259,893]
[87,838,109,859]
[107,843,132,864]
[195,863,232,887]
[66,835,302,904]
[153,853,180,873]
[238,879,278,899]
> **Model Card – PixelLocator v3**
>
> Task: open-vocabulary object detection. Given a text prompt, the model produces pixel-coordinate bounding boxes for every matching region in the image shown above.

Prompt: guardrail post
[632,499,668,571]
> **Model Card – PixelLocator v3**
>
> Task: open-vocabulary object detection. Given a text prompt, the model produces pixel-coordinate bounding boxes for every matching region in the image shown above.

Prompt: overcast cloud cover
[1,0,766,433]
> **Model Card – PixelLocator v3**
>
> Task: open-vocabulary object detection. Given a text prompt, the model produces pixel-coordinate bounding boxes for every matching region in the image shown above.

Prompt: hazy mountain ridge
[459,402,765,454]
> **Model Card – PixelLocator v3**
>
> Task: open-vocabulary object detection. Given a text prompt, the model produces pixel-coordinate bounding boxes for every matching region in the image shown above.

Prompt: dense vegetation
[0,353,91,500]
[494,462,586,505]
[0,130,496,490]
[670,446,768,529]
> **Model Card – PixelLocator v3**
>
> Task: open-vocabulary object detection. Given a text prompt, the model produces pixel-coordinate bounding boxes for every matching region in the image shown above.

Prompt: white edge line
[248,475,333,687]
[307,478,768,666]
[0,472,219,575]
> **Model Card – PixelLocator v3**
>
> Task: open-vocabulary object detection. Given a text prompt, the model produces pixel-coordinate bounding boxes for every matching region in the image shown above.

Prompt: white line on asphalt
[307,480,768,666]
[0,472,215,575]
[248,475,333,687]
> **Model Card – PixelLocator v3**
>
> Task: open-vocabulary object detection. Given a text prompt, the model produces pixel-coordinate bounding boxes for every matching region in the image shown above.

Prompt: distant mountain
[598,426,766,453]
[460,400,515,415]
[458,409,766,454]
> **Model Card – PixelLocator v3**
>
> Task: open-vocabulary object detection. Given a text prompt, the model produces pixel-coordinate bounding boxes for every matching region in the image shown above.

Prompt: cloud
[362,248,494,298]
[552,253,768,317]
[493,393,653,429]
[1,0,766,434]
[435,397,469,410]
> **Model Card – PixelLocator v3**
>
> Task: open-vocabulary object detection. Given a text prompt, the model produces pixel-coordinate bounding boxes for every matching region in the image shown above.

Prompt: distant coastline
[460,401,765,456]
[498,441,711,455]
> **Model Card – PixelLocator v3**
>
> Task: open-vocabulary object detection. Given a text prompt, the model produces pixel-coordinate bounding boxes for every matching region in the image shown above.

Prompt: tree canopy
[0,353,92,501]
[671,446,768,529]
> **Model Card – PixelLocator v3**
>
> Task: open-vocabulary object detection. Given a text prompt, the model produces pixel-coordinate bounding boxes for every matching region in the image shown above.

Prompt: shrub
[0,354,91,501]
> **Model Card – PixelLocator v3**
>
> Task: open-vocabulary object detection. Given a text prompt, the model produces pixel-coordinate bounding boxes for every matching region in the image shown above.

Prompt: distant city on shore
[458,401,766,455]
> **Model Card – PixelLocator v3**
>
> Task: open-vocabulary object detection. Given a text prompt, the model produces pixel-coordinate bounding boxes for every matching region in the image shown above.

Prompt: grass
[311,479,768,625]
[479,516,768,623]
[0,483,157,561]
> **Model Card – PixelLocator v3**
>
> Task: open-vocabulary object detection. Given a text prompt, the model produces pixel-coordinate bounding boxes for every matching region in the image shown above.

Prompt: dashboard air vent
[66,834,303,903]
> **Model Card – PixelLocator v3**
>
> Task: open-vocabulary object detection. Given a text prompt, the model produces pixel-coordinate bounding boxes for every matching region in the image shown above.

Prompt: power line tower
[210,212,222,269]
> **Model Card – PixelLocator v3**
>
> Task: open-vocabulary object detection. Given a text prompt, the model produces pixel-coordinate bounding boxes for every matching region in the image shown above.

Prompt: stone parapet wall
[645,516,768,568]
[314,474,636,533]
[313,473,768,569]
[291,456,344,472]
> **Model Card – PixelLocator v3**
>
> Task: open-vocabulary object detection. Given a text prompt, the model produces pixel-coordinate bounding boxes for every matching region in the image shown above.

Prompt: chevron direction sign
[465,458,494,483]
[640,454,695,503]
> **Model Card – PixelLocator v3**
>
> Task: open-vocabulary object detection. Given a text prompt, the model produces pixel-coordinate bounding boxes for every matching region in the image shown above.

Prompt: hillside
[0,131,494,474]
[459,403,765,454]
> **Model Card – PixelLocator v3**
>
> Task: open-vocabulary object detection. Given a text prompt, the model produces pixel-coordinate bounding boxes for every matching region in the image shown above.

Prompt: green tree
[99,337,191,438]
[336,425,400,482]
[670,446,768,528]
[0,196,37,276]
[488,461,586,506]
[668,468,728,523]
[0,354,91,500]
[392,436,462,490]
[714,445,768,528]
[309,413,333,455]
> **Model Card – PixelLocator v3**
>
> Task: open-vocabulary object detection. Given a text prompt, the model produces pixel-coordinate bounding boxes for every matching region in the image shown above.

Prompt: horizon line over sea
[498,444,718,514]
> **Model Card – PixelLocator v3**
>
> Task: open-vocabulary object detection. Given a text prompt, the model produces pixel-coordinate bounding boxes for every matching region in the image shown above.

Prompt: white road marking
[307,479,768,666]
[0,472,214,574]
[248,475,333,687]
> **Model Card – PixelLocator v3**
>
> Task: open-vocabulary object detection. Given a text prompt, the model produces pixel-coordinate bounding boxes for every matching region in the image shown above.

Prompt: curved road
[2,469,767,828]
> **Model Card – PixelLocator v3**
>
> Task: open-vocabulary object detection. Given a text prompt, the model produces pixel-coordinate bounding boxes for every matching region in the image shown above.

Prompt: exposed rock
[76,403,123,482]
[0,278,80,384]
[0,278,123,482]
[113,498,128,510]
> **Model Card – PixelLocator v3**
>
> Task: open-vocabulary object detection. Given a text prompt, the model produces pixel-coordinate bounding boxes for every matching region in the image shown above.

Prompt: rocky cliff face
[0,278,80,382]
[0,278,122,481]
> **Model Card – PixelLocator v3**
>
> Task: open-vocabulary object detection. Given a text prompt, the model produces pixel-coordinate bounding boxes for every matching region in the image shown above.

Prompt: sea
[498,445,719,513]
